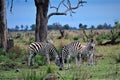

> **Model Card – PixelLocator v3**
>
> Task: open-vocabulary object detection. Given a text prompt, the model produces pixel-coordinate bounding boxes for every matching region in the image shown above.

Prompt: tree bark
[0,0,8,52]
[34,0,49,42]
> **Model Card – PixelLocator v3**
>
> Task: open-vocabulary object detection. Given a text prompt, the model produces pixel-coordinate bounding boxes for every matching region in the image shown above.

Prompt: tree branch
[48,0,86,19]
[48,12,66,19]
[10,0,13,13]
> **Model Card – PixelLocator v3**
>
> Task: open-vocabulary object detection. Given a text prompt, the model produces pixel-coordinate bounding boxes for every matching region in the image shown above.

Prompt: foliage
[73,36,79,41]
[0,55,17,70]
[114,21,120,29]
[46,65,54,74]
[30,24,36,31]
[96,28,120,45]
[0,48,6,55]
[97,23,112,29]
[96,33,108,45]
[63,24,70,30]
[8,46,23,59]
[79,23,87,30]
[28,36,35,44]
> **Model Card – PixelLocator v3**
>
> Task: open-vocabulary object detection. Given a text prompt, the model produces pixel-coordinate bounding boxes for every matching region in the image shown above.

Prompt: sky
[6,0,120,29]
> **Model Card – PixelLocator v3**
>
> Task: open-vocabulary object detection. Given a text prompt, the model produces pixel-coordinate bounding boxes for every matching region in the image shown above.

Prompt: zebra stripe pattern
[80,39,95,66]
[60,41,83,69]
[60,39,95,69]
[28,42,60,67]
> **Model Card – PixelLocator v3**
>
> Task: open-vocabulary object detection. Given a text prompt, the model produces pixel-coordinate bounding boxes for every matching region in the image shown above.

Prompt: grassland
[0,30,120,80]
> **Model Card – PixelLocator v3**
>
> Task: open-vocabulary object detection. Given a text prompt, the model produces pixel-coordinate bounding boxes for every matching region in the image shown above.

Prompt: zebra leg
[75,56,78,66]
[62,59,65,68]
[87,54,90,65]
[59,58,64,70]
[66,55,70,69]
[46,53,50,65]
[90,53,94,65]
[28,51,34,66]
[31,53,36,65]
[87,54,94,66]
[79,54,82,66]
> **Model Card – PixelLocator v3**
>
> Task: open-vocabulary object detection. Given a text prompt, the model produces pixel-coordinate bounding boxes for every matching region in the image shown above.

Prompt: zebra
[79,39,95,66]
[28,42,61,67]
[59,39,95,69]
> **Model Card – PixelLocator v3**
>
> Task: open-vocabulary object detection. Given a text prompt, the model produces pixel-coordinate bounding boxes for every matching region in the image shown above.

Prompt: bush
[15,33,21,39]
[0,48,6,55]
[96,34,108,45]
[73,36,79,41]
[28,37,34,44]
[8,46,23,58]
[0,55,17,70]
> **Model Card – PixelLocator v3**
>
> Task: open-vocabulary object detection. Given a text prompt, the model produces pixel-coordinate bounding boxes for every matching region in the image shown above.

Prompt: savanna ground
[0,30,120,80]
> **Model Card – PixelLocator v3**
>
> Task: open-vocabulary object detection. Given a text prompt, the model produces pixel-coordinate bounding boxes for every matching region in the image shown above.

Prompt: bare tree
[34,0,86,42]
[0,0,8,52]
[9,0,86,42]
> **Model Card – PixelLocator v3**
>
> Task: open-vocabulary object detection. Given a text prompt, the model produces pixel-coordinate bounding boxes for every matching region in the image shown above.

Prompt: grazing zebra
[60,39,95,69]
[28,42,61,67]
[79,39,95,66]
[60,41,82,69]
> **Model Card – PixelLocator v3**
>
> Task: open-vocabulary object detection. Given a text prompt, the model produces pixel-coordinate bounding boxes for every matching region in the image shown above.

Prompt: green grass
[0,56,119,80]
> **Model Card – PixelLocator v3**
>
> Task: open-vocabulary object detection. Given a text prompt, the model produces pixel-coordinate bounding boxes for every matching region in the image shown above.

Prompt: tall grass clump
[46,65,55,74]
[35,55,45,66]
[21,70,46,80]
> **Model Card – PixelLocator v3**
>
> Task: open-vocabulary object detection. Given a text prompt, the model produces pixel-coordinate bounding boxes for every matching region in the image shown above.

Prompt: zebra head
[55,56,63,70]
[88,38,95,50]
[55,57,60,66]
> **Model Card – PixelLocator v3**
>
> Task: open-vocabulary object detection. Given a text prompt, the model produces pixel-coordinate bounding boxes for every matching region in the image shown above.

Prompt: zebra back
[61,41,82,58]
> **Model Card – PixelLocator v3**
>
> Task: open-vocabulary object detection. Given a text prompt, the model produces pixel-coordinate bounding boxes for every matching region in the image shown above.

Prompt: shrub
[15,33,21,39]
[96,33,108,45]
[0,48,6,55]
[0,55,17,70]
[73,36,79,41]
[28,37,34,44]
[8,45,23,58]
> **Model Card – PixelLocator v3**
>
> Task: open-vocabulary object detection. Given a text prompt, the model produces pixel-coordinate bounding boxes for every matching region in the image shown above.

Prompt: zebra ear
[90,38,93,43]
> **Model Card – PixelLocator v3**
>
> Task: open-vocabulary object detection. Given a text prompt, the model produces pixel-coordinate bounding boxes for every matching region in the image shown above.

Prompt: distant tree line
[8,21,120,31]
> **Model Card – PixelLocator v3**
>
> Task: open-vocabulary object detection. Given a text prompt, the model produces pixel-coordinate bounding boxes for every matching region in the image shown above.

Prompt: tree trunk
[34,0,49,42]
[0,0,8,52]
